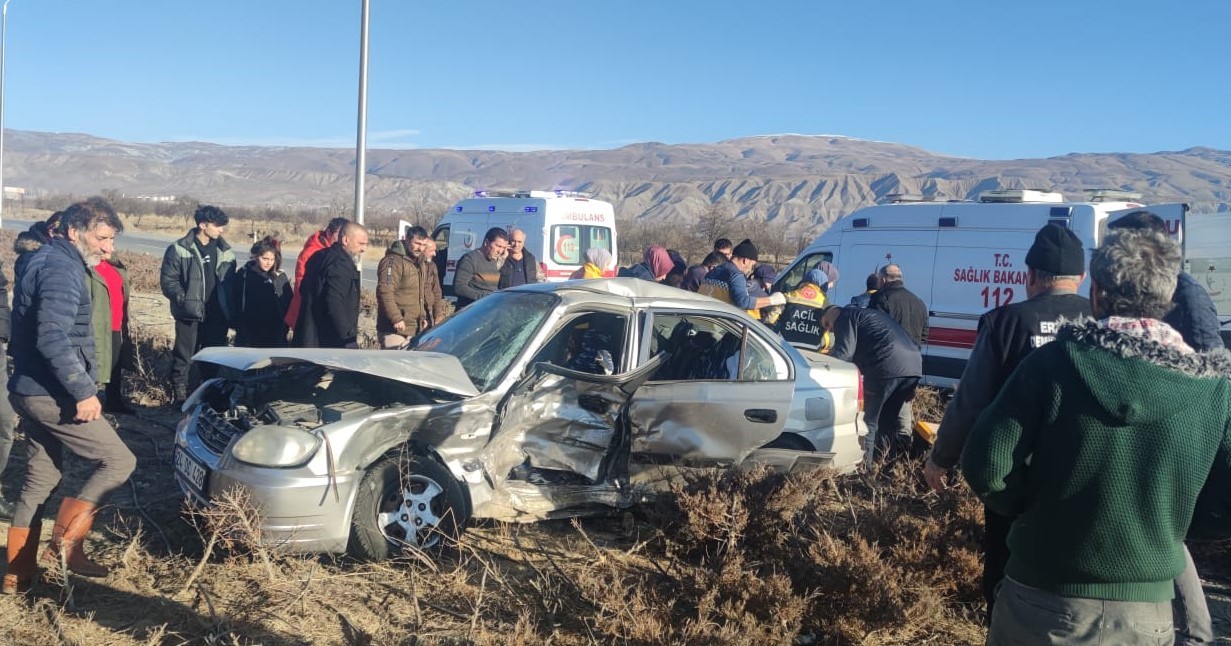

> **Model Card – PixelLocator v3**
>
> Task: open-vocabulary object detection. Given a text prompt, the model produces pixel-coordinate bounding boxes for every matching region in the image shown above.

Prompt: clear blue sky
[4,0,1228,160]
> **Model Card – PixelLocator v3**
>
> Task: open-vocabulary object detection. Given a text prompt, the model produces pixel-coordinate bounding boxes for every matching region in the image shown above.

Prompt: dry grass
[0,451,992,644]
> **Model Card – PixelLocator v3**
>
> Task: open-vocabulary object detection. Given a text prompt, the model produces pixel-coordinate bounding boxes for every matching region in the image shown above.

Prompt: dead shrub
[113,249,164,293]
[124,331,176,405]
[913,385,949,423]
[640,462,985,644]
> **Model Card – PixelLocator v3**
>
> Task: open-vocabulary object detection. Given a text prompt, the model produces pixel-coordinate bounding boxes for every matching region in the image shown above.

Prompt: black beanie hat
[732,239,758,261]
[1025,223,1085,275]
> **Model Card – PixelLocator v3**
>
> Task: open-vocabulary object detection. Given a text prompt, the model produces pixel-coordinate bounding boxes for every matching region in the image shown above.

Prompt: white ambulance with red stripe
[432,190,618,299]
[774,189,1188,387]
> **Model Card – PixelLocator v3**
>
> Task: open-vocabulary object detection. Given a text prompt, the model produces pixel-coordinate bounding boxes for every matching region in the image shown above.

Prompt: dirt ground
[0,235,1227,644]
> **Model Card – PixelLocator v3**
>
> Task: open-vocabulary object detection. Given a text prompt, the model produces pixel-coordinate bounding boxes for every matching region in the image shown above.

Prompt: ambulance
[774,189,1190,387]
[1183,210,1231,347]
[431,190,618,299]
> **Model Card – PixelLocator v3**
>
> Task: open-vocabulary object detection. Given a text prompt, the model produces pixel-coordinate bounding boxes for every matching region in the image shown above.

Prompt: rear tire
[348,454,469,562]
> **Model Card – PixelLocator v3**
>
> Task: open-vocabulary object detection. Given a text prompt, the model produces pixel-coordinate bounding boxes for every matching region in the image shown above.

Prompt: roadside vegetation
[0,432,990,644]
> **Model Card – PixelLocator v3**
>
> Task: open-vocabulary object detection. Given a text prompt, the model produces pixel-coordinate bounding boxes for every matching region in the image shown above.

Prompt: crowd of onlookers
[1,198,1230,645]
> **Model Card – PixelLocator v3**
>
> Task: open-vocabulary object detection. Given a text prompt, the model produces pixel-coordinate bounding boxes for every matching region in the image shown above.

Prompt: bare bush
[641,464,985,644]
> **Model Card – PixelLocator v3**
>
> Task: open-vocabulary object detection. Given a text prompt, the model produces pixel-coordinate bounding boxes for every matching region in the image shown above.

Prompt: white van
[775,189,1189,386]
[1183,210,1231,346]
[432,190,618,298]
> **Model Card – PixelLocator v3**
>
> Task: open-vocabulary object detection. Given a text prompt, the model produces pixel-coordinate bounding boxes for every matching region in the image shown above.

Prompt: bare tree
[693,200,738,247]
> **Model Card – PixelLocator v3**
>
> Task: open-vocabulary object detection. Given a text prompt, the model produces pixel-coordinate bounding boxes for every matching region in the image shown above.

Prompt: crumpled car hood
[191,347,480,398]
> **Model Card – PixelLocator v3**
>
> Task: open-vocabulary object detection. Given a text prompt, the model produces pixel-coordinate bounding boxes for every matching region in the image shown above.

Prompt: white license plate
[174,446,208,493]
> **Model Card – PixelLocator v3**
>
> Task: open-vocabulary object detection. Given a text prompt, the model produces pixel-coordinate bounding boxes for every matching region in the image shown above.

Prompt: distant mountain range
[4,130,1229,234]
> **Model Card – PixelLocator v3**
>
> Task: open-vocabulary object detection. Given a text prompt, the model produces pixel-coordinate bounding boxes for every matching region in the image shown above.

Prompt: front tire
[348,454,469,562]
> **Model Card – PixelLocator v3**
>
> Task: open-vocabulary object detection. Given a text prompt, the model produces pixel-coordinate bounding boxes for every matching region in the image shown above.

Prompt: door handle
[745,409,777,423]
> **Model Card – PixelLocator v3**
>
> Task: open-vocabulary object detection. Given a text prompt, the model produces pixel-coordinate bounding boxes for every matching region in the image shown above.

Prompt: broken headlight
[230,426,321,468]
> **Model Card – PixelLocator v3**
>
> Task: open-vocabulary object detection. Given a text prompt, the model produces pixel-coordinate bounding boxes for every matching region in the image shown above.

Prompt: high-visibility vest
[766,281,832,351]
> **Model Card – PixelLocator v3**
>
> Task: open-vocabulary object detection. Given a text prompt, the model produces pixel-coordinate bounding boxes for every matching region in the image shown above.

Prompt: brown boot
[4,526,42,594]
[41,498,110,578]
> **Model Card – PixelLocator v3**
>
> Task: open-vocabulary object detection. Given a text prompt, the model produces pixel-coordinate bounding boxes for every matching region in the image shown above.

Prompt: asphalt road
[1,218,381,289]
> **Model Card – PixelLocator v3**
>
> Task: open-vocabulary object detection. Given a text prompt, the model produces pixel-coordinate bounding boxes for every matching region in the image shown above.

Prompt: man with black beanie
[698,239,786,317]
[924,222,1092,619]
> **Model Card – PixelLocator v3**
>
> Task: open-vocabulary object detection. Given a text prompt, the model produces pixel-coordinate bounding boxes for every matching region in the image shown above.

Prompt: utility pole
[353,0,369,225]
[0,0,12,228]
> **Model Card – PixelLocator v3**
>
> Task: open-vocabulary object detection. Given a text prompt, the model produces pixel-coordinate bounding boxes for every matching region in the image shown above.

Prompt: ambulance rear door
[434,213,491,299]
[542,198,617,281]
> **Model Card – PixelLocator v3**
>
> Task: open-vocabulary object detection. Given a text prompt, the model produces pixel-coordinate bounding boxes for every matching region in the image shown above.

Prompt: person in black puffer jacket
[1108,210,1225,352]
[230,236,293,348]
[5,199,137,594]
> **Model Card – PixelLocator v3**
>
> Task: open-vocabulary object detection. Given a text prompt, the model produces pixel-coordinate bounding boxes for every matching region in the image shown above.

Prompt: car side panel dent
[628,380,791,463]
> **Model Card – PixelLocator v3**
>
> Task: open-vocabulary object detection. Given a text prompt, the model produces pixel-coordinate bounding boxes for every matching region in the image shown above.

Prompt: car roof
[508,278,760,320]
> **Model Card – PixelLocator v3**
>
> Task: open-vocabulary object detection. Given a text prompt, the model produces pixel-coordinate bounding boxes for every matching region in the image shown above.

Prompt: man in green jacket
[88,249,134,413]
[159,205,235,404]
[963,228,1231,644]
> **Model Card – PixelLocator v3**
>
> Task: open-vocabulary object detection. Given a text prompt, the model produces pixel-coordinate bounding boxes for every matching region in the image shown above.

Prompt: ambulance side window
[776,253,833,293]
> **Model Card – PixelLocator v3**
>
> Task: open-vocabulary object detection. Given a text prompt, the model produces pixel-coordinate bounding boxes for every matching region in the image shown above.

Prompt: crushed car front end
[172,348,481,554]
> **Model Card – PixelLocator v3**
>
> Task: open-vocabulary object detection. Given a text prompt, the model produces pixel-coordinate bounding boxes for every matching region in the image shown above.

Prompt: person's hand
[923,458,948,492]
[768,292,787,307]
[418,319,430,332]
[393,320,406,332]
[75,396,103,422]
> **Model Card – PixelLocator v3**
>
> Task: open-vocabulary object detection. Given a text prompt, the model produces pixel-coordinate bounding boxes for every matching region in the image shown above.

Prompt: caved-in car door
[628,311,794,469]
[480,305,664,511]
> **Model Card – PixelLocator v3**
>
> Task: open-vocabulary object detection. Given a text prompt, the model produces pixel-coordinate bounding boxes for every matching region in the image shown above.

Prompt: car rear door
[626,310,794,467]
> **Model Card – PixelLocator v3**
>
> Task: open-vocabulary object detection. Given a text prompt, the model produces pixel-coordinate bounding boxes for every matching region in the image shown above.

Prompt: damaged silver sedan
[172,278,862,560]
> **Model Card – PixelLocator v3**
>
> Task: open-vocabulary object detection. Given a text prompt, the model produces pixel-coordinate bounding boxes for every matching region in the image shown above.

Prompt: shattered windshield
[409,291,559,391]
